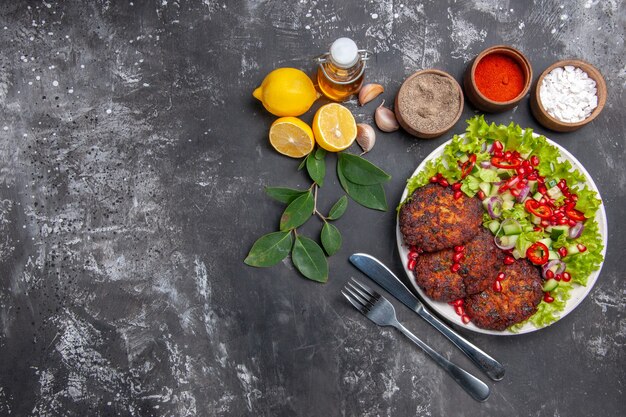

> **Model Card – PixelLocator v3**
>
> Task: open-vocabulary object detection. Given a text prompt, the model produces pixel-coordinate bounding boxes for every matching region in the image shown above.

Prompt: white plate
[396,133,608,335]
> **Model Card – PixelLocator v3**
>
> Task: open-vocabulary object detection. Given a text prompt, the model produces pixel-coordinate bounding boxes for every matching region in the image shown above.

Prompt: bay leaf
[338,153,391,185]
[279,191,314,230]
[265,186,307,204]
[321,222,342,256]
[292,235,328,282]
[244,231,293,267]
[337,167,388,211]
[327,195,348,220]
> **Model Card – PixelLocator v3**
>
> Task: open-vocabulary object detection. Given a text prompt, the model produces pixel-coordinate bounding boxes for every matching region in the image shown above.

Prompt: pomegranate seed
[450,263,461,273]
[477,190,486,200]
[558,218,569,225]
[571,194,578,202]
[558,179,567,189]
[408,251,419,260]
[454,190,463,200]
[533,226,542,232]
[430,176,439,183]
[497,272,505,281]
[439,178,449,187]
[504,151,512,159]
[492,140,504,152]
[527,173,538,181]
[454,245,465,253]
[530,155,540,166]
[555,273,562,281]
[461,314,471,324]
[493,280,502,292]
[577,244,587,253]
[568,219,577,227]
[452,182,462,191]
[562,272,572,282]
[538,185,547,194]
[558,247,568,258]
[541,220,550,228]
[452,252,464,263]
[555,212,564,219]
[537,176,545,184]
[417,247,424,254]
[522,159,531,168]
[454,305,464,316]
[503,249,513,255]
[407,259,417,270]
[510,188,520,197]
[493,150,503,157]
[504,256,515,265]
[409,245,418,252]
[545,269,554,279]
[517,167,526,176]
[544,293,554,303]
[453,298,464,307]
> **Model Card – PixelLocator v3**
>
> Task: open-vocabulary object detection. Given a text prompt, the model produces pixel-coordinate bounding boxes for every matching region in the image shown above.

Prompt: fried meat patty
[413,249,466,302]
[399,184,482,252]
[413,228,503,302]
[459,228,505,295]
[465,259,543,331]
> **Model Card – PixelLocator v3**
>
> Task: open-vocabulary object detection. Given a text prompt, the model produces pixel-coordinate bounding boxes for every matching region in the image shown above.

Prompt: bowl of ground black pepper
[464,45,532,112]
[395,69,464,139]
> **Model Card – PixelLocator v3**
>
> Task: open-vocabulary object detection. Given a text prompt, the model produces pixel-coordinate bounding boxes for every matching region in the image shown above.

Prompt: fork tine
[346,282,374,307]
[341,290,367,313]
[350,278,376,298]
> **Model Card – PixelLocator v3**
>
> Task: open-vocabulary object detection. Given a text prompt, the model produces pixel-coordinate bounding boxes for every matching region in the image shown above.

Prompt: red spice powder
[474,53,525,102]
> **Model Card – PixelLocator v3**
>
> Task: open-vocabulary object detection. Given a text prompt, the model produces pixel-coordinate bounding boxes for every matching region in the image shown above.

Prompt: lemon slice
[313,103,357,152]
[269,117,315,158]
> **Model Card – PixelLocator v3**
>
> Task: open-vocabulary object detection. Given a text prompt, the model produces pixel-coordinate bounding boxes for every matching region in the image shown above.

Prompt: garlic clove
[356,123,376,154]
[375,100,400,132]
[358,83,384,106]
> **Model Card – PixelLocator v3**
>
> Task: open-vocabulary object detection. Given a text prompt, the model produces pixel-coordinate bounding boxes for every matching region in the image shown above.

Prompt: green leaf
[327,195,348,220]
[292,235,328,282]
[315,147,327,160]
[265,187,307,204]
[321,222,342,256]
[306,150,326,186]
[244,231,293,267]
[338,153,391,185]
[338,167,388,211]
[298,154,308,171]
[279,191,314,230]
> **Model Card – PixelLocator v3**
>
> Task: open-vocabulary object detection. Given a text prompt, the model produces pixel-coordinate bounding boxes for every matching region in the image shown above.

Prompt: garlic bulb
[358,83,384,106]
[356,123,376,154]
[375,101,399,132]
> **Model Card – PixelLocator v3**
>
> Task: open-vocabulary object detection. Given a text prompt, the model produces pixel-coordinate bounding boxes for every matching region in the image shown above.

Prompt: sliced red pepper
[460,154,477,179]
[498,176,520,193]
[565,208,586,222]
[526,242,549,265]
[491,157,521,169]
[525,199,553,219]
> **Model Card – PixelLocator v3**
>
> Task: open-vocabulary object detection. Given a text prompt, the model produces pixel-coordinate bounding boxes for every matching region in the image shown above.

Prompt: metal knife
[349,253,505,381]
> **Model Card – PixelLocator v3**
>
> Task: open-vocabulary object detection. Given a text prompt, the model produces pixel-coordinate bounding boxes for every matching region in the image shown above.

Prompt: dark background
[0,1,624,416]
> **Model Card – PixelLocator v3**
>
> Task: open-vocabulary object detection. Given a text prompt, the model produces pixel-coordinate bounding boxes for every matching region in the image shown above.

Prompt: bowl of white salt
[531,59,607,132]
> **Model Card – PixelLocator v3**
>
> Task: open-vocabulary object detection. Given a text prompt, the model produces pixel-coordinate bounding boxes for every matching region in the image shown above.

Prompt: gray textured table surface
[1,1,624,416]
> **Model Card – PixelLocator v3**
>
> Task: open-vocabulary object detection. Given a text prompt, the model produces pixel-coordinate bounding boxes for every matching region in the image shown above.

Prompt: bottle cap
[329,38,359,68]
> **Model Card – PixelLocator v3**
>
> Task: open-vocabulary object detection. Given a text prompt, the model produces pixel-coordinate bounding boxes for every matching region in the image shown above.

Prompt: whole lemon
[253,68,320,117]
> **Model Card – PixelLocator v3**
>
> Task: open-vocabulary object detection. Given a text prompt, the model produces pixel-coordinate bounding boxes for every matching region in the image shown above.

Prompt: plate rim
[395,132,608,336]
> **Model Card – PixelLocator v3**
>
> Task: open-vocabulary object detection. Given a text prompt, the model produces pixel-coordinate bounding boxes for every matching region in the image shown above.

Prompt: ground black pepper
[397,73,461,133]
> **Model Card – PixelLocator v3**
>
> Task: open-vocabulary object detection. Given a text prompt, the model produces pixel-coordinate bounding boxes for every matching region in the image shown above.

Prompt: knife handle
[420,307,505,381]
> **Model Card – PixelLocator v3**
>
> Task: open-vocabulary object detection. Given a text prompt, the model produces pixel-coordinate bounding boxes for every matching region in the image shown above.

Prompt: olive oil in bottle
[315,38,371,102]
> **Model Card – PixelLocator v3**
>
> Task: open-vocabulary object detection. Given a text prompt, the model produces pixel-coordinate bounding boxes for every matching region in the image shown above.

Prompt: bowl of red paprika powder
[463,45,533,112]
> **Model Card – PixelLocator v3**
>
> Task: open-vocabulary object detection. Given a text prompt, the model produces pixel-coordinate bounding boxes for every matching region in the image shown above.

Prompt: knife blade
[349,253,505,381]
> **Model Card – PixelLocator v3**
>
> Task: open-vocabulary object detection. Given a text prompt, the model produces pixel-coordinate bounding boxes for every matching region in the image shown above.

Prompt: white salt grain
[539,66,598,123]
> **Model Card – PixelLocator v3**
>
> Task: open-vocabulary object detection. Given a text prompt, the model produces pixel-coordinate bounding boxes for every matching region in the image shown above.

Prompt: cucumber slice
[543,279,559,292]
[538,237,553,248]
[478,182,491,196]
[531,214,542,225]
[528,180,538,193]
[547,186,563,200]
[548,250,559,260]
[546,179,558,188]
[502,200,514,210]
[499,234,519,247]
[550,225,570,240]
[567,244,580,255]
[487,220,501,234]
[501,192,515,202]
[503,222,522,235]
[533,192,543,201]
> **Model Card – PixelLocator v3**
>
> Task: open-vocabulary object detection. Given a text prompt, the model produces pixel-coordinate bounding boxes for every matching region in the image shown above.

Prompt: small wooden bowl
[395,69,464,139]
[530,59,607,132]
[463,45,532,113]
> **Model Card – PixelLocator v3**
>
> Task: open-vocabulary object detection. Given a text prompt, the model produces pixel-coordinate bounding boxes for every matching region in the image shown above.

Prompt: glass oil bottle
[315,38,371,102]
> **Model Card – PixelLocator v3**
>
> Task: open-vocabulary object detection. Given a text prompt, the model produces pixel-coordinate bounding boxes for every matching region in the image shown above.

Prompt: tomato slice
[491,157,521,169]
[526,242,549,265]
[525,199,552,219]
[460,154,477,179]
[566,208,586,222]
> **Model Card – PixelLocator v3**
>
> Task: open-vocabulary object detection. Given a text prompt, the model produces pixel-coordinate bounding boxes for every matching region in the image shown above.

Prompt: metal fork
[342,279,490,402]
